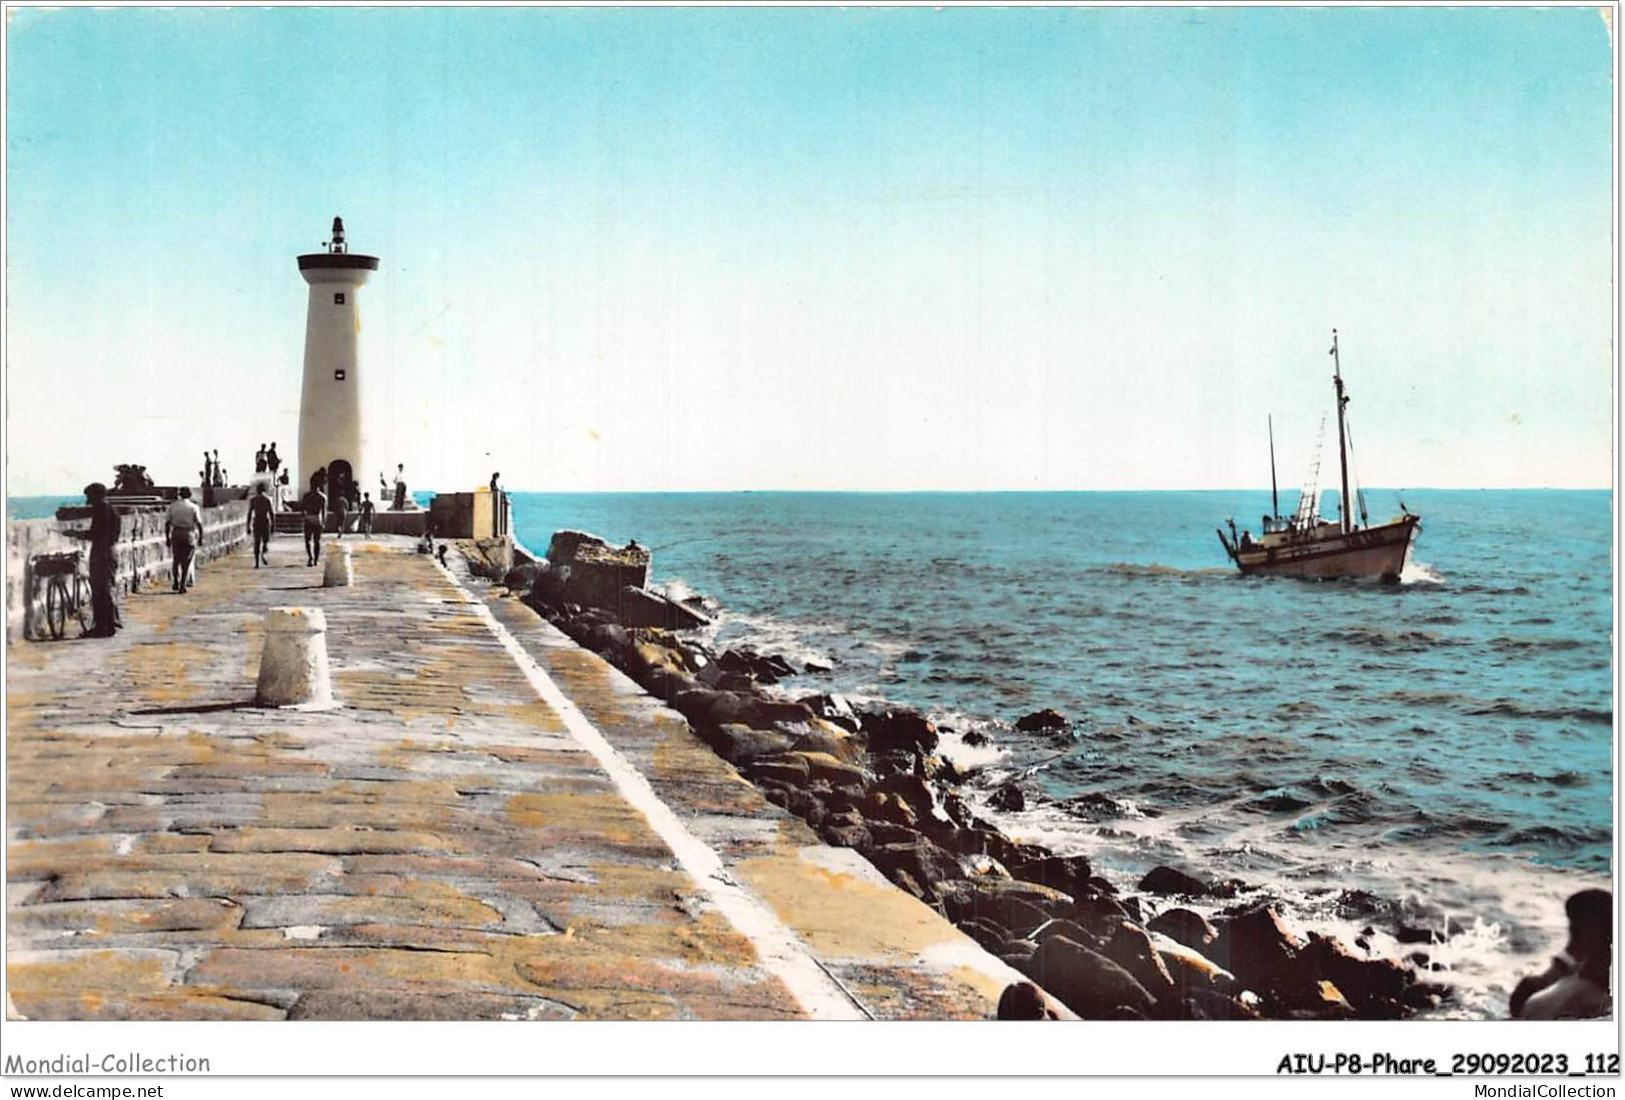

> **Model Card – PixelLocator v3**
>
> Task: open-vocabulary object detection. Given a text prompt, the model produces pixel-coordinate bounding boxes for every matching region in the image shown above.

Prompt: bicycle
[33,550,91,640]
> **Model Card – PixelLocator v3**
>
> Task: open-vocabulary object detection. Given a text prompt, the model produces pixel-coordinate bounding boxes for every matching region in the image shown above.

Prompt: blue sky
[5,6,1613,493]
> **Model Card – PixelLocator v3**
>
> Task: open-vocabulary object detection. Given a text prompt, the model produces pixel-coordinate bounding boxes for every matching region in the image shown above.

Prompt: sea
[504,488,1613,1019]
[8,487,1614,1017]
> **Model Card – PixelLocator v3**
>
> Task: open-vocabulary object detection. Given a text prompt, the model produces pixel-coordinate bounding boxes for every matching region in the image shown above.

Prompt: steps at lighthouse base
[272,510,428,537]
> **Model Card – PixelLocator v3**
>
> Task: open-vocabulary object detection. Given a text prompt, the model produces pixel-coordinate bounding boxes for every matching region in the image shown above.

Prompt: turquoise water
[8,496,82,520]
[502,489,1613,1015]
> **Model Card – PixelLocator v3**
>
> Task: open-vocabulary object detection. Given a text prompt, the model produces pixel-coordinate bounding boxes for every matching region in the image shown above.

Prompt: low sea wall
[7,502,250,642]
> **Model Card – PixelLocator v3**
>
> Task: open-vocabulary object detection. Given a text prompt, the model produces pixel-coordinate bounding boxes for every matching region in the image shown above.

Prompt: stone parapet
[6,502,249,642]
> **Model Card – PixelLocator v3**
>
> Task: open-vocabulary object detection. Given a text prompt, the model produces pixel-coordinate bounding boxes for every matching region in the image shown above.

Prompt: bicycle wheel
[73,575,93,634]
[44,577,66,640]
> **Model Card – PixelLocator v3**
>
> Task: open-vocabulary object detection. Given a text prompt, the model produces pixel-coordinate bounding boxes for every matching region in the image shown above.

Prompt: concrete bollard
[322,542,353,588]
[255,607,333,708]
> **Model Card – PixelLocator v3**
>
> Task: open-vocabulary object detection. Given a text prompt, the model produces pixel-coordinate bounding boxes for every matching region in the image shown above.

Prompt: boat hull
[1231,515,1419,582]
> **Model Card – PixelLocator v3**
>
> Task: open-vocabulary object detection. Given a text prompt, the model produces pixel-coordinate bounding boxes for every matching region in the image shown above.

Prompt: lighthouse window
[334,369,346,381]
[333,292,346,305]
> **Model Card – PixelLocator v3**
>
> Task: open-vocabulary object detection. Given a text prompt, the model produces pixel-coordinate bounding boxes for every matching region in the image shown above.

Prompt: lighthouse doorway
[328,460,355,512]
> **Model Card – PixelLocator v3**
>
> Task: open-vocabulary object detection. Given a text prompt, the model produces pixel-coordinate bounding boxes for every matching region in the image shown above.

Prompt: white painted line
[433,560,865,1021]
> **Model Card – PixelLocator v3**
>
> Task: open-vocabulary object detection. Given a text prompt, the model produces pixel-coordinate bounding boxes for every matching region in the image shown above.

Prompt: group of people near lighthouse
[297,469,374,567]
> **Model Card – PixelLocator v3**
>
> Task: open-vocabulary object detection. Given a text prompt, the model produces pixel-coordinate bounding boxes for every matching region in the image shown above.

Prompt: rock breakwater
[502,531,1450,1020]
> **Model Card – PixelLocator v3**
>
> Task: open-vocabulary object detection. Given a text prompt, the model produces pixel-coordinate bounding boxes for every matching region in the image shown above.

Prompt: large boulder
[1179,988,1261,1020]
[1034,917,1099,950]
[706,724,796,765]
[1147,907,1218,951]
[629,639,688,680]
[861,710,940,756]
[1014,708,1069,732]
[1150,932,1236,996]
[582,621,632,660]
[743,753,812,787]
[1069,891,1135,939]
[1138,865,1211,897]
[866,835,961,893]
[718,648,795,684]
[987,783,1025,813]
[545,531,650,607]
[1299,933,1414,1019]
[1209,906,1302,998]
[780,717,867,766]
[611,585,710,630]
[739,696,819,729]
[877,773,939,823]
[800,693,862,733]
[865,821,923,847]
[819,821,872,851]
[1101,921,1176,996]
[937,878,1074,939]
[963,918,1014,955]
[670,688,755,732]
[862,791,920,829]
[783,751,872,792]
[1022,935,1156,1019]
[1006,852,1093,900]
[502,562,541,591]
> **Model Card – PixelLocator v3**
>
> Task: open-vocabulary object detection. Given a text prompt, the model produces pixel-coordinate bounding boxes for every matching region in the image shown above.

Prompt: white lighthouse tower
[297,216,379,506]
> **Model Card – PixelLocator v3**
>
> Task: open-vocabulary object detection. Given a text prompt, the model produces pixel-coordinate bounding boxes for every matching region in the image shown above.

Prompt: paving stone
[11,992,286,1021]
[7,898,242,936]
[240,894,505,930]
[207,826,455,855]
[8,948,184,994]
[287,988,576,1021]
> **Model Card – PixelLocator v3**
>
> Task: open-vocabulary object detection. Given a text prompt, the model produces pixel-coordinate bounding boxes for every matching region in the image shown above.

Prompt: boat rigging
[1216,330,1421,582]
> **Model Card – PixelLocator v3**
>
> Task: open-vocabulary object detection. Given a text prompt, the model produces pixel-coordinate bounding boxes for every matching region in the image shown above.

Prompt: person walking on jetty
[165,487,204,594]
[255,443,268,474]
[301,478,328,567]
[1511,889,1613,1019]
[358,492,376,536]
[266,442,281,477]
[65,482,122,637]
[248,485,274,568]
[201,451,213,487]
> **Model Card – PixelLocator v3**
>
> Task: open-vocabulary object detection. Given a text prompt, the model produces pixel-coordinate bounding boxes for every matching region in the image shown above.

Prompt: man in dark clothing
[301,479,328,567]
[358,492,376,536]
[248,485,275,567]
[267,443,281,477]
[255,444,268,474]
[69,483,122,637]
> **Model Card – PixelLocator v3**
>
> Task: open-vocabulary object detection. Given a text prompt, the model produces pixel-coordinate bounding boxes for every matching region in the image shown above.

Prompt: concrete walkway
[6,535,1026,1020]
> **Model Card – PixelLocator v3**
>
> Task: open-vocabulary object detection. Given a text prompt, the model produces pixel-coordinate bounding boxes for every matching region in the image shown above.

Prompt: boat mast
[1268,414,1280,522]
[1330,328,1353,534]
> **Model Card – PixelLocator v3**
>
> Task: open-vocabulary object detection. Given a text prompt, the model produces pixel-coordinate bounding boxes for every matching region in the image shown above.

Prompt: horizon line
[5,484,1615,501]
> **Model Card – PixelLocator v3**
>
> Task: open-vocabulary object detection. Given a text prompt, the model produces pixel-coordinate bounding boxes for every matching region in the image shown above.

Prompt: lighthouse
[297,216,379,508]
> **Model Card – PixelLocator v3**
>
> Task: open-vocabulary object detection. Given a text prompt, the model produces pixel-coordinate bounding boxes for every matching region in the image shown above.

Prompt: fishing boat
[1217,330,1421,582]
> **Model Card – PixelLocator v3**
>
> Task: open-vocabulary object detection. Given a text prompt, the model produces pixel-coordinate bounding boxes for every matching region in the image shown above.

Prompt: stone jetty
[6,535,1036,1020]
